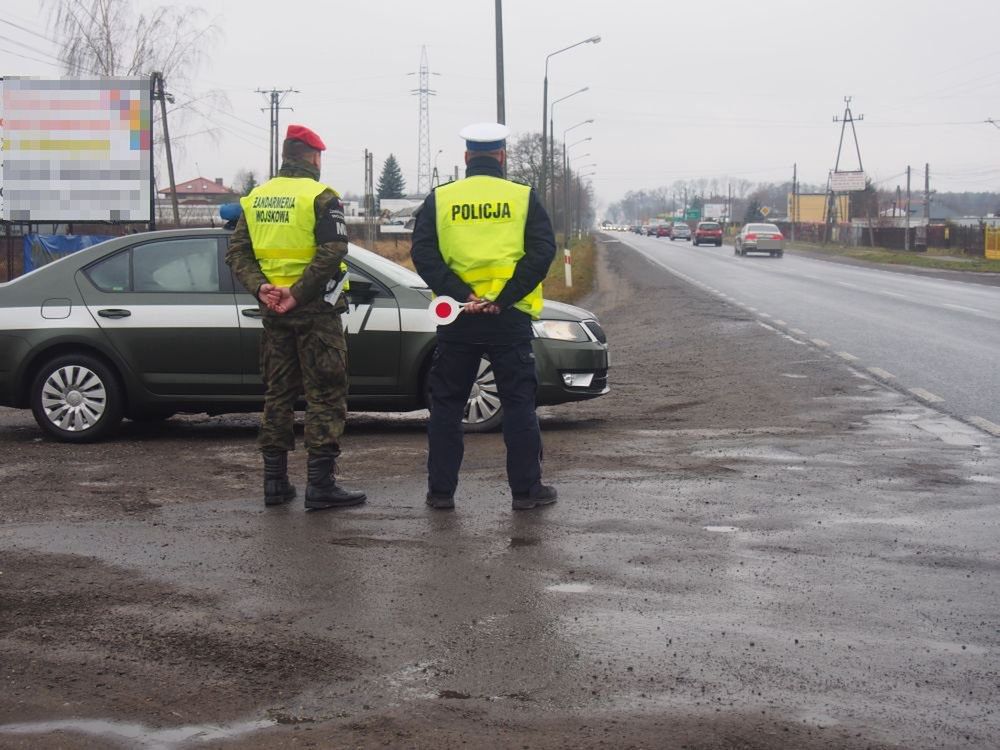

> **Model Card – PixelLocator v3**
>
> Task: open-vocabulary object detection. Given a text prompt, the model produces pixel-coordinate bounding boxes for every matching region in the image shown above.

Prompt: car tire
[30,353,124,442]
[425,354,504,433]
[716,241,723,247]
[777,251,784,258]
[692,240,698,246]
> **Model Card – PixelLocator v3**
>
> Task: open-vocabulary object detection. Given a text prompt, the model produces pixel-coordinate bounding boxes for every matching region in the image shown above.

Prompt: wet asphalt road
[1,242,999,749]
[615,231,1000,431]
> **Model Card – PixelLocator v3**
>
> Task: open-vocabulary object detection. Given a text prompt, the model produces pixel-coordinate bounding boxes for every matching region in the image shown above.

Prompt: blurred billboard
[0,77,152,222]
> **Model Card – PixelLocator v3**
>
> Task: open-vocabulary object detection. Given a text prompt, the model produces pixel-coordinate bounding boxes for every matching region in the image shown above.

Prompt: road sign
[831,171,867,192]
[685,209,701,221]
[760,206,771,217]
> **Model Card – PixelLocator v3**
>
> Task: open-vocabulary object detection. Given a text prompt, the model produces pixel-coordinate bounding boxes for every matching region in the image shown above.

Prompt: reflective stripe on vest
[241,176,328,287]
[434,175,541,318]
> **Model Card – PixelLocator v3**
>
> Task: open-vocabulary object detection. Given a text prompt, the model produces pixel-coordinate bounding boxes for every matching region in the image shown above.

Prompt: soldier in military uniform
[226,124,366,510]
[410,122,558,511]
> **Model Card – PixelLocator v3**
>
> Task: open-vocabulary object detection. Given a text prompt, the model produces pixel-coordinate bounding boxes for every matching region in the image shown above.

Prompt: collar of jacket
[465,156,504,179]
[278,157,321,180]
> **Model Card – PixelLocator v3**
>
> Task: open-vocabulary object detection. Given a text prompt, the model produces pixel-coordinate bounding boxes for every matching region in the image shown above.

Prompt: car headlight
[532,320,590,342]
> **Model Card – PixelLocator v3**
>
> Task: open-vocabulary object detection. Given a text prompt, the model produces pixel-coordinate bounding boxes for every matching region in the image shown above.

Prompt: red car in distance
[693,221,723,247]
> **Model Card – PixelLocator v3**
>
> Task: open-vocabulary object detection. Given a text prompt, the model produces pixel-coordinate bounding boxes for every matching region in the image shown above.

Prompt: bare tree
[47,0,217,82]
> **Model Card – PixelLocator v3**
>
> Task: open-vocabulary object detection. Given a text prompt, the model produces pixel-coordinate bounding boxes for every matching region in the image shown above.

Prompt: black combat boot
[263,451,296,506]
[512,483,558,510]
[305,454,366,509]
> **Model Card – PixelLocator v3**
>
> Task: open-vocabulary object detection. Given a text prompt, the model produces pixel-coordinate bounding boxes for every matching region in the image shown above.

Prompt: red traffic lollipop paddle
[428,295,466,325]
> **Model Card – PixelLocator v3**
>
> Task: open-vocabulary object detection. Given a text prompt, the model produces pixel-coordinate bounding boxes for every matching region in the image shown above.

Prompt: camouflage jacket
[226,157,349,317]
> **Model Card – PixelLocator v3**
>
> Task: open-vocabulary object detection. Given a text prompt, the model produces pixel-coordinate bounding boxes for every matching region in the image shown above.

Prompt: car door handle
[97,309,131,319]
[241,308,263,319]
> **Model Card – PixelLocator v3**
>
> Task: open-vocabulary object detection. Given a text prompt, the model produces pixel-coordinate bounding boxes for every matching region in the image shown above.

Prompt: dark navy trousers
[427,339,542,497]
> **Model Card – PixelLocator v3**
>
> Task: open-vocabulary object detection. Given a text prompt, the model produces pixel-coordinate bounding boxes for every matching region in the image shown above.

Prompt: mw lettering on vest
[450,201,513,222]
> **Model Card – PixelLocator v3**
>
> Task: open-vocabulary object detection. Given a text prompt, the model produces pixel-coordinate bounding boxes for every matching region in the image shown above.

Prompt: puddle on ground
[545,582,593,593]
[0,718,275,749]
[967,475,998,484]
[508,536,540,548]
[704,525,740,533]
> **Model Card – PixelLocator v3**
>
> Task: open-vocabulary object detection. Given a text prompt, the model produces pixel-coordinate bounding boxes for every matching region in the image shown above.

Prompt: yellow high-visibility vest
[241,176,340,287]
[434,175,541,318]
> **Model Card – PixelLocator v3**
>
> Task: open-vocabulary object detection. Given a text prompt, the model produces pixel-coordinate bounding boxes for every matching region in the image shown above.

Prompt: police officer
[226,124,366,510]
[410,122,558,511]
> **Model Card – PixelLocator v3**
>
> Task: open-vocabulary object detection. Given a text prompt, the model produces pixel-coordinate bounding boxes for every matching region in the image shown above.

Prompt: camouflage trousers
[257,312,348,457]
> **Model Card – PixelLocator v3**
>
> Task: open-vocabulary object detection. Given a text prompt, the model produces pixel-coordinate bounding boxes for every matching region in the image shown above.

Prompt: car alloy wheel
[463,357,504,433]
[30,354,124,442]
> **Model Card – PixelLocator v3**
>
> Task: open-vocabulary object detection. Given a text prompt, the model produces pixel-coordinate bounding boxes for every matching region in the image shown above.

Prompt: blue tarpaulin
[23,234,114,272]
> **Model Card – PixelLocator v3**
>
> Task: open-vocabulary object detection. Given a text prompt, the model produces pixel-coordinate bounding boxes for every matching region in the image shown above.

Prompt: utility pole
[791,163,797,242]
[495,0,505,125]
[410,46,438,195]
[905,165,911,251]
[363,149,376,248]
[256,88,297,179]
[924,162,930,224]
[151,72,179,227]
[828,96,865,244]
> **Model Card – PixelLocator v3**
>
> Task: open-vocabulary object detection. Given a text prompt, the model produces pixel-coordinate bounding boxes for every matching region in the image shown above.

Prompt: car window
[747,223,779,232]
[85,250,131,292]
[699,222,720,229]
[133,238,220,293]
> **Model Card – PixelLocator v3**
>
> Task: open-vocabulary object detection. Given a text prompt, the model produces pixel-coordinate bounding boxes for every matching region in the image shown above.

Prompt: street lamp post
[575,171,597,241]
[549,86,588,213]
[561,120,594,245]
[541,36,600,213]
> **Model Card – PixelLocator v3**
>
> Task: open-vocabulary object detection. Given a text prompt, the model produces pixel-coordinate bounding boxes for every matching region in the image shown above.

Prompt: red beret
[285,124,326,152]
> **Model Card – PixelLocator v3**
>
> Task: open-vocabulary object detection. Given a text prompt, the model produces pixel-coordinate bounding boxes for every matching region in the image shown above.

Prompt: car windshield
[747,224,779,232]
[699,223,720,229]
[673,223,687,228]
[347,243,427,288]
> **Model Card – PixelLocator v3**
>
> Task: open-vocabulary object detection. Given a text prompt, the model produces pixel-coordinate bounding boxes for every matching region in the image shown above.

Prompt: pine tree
[377,154,406,199]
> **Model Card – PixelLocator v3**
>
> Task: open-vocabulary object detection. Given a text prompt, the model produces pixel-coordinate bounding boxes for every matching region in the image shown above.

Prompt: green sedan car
[0,228,609,442]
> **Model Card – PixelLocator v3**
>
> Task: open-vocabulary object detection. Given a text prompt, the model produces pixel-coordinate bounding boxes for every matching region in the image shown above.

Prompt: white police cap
[459,122,510,151]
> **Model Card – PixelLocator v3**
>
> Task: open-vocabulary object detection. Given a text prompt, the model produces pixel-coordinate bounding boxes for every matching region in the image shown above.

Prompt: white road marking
[908,388,944,403]
[791,328,807,336]
[880,290,910,299]
[968,417,1000,437]
[747,307,758,312]
[943,303,987,315]
[836,351,859,361]
[867,367,896,379]
[811,339,831,348]
[760,312,772,318]
[774,319,787,326]
[836,281,861,289]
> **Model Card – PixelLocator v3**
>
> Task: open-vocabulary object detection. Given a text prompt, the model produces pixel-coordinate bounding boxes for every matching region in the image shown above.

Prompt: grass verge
[788,241,1000,273]
[543,235,595,304]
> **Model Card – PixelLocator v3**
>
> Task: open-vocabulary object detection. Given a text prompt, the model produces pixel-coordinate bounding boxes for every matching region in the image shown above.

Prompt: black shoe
[305,454,366,510]
[305,484,367,509]
[512,484,557,510]
[263,452,296,507]
[426,492,455,510]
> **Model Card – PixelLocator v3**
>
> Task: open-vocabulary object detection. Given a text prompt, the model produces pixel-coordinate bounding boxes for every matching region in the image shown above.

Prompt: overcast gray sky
[3,0,1000,213]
